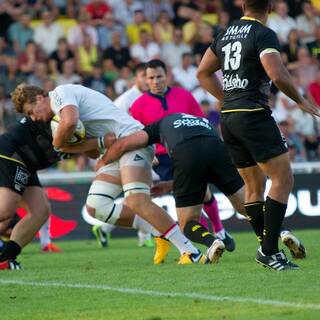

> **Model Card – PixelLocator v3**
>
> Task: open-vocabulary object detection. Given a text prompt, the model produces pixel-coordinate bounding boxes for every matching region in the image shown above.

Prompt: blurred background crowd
[0,0,319,170]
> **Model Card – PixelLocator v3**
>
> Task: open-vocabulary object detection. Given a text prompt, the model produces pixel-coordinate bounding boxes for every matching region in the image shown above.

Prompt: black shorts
[0,157,41,195]
[172,136,244,208]
[221,110,288,168]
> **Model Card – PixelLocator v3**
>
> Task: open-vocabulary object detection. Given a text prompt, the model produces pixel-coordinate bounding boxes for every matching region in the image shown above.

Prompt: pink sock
[203,197,223,233]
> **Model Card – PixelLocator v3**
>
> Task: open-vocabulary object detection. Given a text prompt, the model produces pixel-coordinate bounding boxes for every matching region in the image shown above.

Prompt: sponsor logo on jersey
[133,154,143,161]
[223,74,249,91]
[173,115,212,130]
[14,166,31,191]
[222,24,252,41]
[51,91,63,107]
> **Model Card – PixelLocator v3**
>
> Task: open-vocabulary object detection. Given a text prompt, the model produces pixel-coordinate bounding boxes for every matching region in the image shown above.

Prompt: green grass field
[1,230,320,320]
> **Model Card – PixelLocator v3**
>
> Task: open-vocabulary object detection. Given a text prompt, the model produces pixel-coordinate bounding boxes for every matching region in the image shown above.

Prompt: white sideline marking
[1,279,320,311]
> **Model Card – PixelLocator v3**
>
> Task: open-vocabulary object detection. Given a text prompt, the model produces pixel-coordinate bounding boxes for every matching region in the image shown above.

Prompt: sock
[199,213,210,230]
[0,240,21,262]
[262,197,287,256]
[100,223,116,234]
[163,224,199,254]
[183,220,215,248]
[39,219,51,248]
[244,201,265,244]
[204,196,223,233]
[215,229,226,240]
[132,215,161,237]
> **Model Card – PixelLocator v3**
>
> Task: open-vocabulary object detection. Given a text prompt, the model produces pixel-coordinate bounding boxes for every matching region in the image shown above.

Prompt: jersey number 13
[222,41,242,71]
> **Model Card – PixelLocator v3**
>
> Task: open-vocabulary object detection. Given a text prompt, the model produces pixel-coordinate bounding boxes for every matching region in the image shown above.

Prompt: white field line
[1,279,320,311]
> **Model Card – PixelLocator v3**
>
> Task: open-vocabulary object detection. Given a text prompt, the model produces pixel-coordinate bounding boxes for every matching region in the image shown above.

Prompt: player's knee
[86,180,122,224]
[123,182,151,212]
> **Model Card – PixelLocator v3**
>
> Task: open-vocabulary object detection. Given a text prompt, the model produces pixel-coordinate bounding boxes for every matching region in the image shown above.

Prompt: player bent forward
[13,83,220,264]
[96,113,246,263]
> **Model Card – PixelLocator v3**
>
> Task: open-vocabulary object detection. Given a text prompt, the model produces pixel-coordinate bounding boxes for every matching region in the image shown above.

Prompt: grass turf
[1,230,320,320]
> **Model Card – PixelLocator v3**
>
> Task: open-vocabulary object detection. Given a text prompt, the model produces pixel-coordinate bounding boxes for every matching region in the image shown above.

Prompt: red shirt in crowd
[309,81,320,107]
[86,2,111,20]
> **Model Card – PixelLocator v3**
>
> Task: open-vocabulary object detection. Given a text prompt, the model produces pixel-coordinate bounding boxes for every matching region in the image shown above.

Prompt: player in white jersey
[13,83,223,264]
[92,63,154,248]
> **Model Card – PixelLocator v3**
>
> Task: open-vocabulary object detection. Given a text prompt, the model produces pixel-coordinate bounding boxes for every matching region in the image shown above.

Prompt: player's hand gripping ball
[50,115,86,145]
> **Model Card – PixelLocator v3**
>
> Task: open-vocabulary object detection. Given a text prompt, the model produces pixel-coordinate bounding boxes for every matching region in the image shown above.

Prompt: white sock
[132,215,161,237]
[39,219,51,248]
[215,229,226,240]
[100,224,116,234]
[163,224,199,255]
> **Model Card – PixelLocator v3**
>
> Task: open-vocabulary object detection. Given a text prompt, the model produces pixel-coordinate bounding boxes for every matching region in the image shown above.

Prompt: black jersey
[0,117,68,171]
[143,113,219,155]
[210,17,280,112]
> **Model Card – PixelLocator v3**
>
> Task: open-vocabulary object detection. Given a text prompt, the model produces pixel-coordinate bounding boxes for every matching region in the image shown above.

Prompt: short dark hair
[244,0,271,12]
[133,62,146,75]
[145,59,167,73]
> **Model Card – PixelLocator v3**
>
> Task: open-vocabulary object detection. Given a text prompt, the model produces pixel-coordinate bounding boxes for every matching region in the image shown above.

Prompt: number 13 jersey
[210,17,280,112]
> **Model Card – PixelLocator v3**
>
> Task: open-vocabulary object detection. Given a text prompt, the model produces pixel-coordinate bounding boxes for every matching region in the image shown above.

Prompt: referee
[197,0,319,270]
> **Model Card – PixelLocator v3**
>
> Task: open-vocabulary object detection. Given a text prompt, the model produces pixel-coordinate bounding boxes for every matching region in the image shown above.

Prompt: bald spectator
[7,12,33,53]
[33,10,64,56]
[130,29,160,63]
[267,1,297,45]
[161,27,191,68]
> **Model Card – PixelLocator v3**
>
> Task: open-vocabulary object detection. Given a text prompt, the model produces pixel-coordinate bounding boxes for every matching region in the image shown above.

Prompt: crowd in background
[0,0,319,170]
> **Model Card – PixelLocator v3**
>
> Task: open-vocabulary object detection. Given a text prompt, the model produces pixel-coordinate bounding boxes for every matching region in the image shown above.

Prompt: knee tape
[86,180,122,224]
[123,182,150,197]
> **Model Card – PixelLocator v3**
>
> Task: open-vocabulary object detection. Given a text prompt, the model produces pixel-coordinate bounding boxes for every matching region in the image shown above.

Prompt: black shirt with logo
[210,17,281,111]
[0,117,67,171]
[143,113,219,155]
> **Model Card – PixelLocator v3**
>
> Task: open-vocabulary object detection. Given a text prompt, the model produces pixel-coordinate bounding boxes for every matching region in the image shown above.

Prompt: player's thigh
[0,187,21,221]
[119,147,154,187]
[176,205,203,230]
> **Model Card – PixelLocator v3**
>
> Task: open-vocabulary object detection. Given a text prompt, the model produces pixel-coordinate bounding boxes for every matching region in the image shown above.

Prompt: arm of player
[261,52,320,117]
[151,181,173,197]
[197,48,224,104]
[53,105,79,149]
[100,131,149,165]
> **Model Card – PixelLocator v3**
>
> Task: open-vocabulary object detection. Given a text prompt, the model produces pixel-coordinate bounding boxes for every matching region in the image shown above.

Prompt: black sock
[0,240,21,262]
[262,197,287,256]
[183,220,215,248]
[244,202,265,244]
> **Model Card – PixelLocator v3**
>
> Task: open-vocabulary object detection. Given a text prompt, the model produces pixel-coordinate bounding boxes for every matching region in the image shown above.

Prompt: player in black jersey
[196,0,318,270]
[0,117,101,270]
[96,113,246,264]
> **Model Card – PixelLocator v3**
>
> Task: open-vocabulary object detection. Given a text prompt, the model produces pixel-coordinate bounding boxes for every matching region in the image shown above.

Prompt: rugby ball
[50,115,86,145]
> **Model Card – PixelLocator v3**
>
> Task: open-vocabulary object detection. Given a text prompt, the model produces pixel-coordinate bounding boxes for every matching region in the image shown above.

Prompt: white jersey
[49,84,143,138]
[113,85,142,114]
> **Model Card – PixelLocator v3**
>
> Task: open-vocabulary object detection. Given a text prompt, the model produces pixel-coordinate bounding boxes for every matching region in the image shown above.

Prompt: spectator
[114,66,132,95]
[0,2,14,39]
[97,13,126,50]
[200,99,220,128]
[0,57,25,97]
[67,12,98,52]
[307,25,320,62]
[153,10,174,45]
[0,86,16,132]
[281,29,301,64]
[49,37,75,75]
[143,0,174,24]
[76,33,98,75]
[214,10,230,35]
[130,29,161,63]
[161,27,191,68]
[83,62,109,93]
[278,120,307,162]
[7,11,33,53]
[296,1,320,45]
[56,59,82,85]
[27,61,49,87]
[18,40,44,75]
[0,37,14,63]
[172,52,198,91]
[267,0,297,44]
[126,9,152,45]
[85,0,111,25]
[308,68,320,107]
[107,0,143,25]
[173,0,198,27]
[182,10,208,45]
[193,23,214,65]
[102,31,132,69]
[33,10,64,56]
[102,58,119,82]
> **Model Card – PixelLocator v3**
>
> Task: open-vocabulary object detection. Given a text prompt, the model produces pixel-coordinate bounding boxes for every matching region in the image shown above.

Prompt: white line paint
[1,279,319,311]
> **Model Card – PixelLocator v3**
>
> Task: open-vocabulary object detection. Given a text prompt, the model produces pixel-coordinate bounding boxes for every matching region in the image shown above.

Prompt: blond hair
[11,84,47,113]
